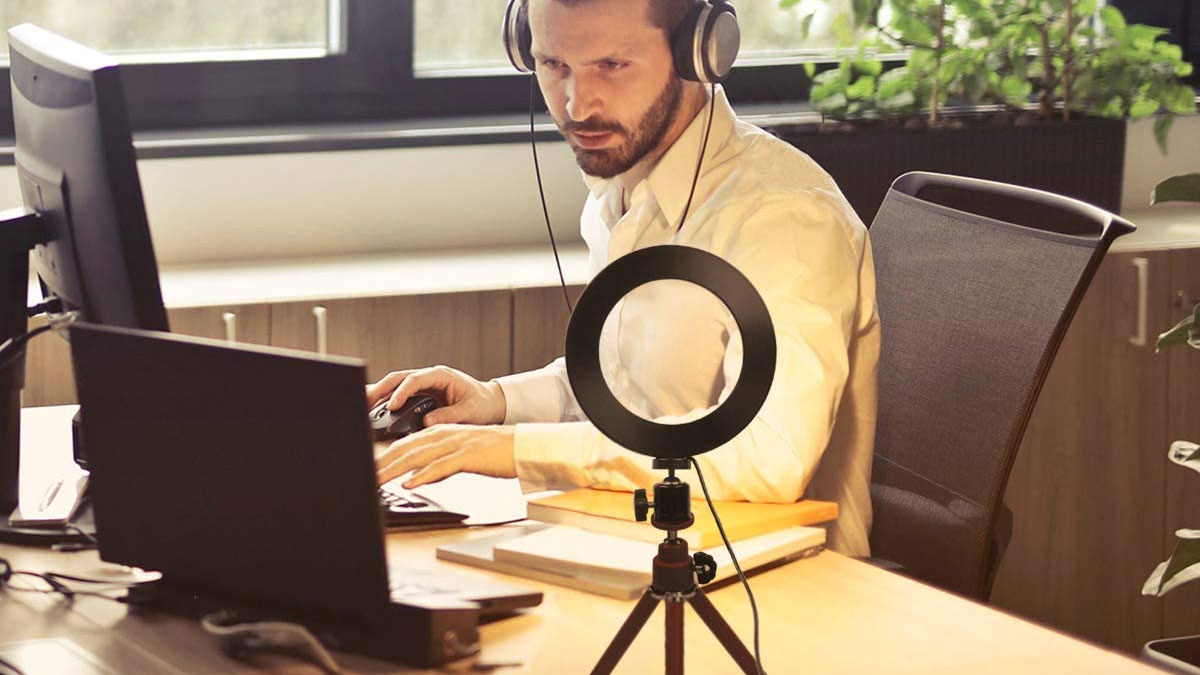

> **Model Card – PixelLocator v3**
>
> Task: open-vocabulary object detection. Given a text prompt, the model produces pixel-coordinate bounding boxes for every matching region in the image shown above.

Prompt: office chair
[866,171,1134,601]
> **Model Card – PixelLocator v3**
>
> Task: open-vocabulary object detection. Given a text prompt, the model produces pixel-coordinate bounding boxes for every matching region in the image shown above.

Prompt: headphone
[503,0,740,83]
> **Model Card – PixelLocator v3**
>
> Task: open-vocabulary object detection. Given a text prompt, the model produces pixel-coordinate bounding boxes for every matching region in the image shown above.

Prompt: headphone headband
[502,0,739,83]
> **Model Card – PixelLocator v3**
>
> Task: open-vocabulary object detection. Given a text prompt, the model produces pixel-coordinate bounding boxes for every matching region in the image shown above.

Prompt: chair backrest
[868,171,1134,600]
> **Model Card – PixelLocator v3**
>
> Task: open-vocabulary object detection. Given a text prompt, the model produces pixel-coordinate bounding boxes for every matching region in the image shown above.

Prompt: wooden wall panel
[992,251,1170,652]
[270,291,512,384]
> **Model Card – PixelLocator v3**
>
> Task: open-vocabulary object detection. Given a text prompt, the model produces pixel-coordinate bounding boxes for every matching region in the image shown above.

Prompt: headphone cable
[677,83,718,233]
[690,457,765,675]
[529,75,575,315]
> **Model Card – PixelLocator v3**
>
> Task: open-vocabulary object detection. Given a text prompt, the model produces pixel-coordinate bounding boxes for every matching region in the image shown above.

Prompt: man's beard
[560,75,684,178]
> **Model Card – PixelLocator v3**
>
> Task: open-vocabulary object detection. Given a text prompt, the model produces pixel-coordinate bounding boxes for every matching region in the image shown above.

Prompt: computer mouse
[370,393,438,442]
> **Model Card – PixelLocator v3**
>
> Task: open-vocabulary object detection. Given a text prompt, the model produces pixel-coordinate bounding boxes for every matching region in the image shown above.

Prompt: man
[370,0,879,555]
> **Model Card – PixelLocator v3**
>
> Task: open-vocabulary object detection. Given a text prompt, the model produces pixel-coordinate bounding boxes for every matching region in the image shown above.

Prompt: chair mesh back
[868,172,1130,599]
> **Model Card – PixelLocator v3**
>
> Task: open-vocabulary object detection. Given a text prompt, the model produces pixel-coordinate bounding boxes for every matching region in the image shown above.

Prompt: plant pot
[1144,636,1200,673]
[769,116,1126,225]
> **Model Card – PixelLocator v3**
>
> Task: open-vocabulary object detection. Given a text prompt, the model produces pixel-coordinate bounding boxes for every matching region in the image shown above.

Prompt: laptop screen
[70,322,392,619]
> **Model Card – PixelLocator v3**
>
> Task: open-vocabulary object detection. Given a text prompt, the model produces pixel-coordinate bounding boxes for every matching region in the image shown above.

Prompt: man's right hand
[366,366,507,427]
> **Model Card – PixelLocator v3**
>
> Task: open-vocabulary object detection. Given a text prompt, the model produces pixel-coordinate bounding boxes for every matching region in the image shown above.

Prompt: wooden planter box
[769,116,1127,224]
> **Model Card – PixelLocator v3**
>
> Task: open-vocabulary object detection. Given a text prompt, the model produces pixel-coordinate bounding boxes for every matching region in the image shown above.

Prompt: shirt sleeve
[492,358,586,424]
[511,191,869,503]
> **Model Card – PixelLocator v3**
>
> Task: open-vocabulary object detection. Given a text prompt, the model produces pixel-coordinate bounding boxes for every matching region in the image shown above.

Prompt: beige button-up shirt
[494,87,880,556]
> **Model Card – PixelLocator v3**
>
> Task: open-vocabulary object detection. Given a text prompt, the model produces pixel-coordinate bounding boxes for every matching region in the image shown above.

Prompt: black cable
[0,311,79,371]
[66,524,98,545]
[690,456,764,675]
[0,654,28,675]
[530,74,574,315]
[676,83,718,233]
[0,323,55,370]
[0,556,146,604]
[25,296,63,318]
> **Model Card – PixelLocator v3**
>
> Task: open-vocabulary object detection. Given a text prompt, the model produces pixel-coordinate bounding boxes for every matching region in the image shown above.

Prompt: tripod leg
[666,598,684,674]
[687,589,760,675]
[591,589,660,675]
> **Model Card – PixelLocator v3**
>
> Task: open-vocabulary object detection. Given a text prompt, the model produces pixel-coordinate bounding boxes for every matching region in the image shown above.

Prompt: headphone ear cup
[672,2,708,82]
[503,0,536,73]
[672,1,740,84]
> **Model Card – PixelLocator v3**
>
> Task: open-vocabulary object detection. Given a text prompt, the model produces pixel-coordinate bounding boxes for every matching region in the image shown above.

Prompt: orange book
[525,488,837,549]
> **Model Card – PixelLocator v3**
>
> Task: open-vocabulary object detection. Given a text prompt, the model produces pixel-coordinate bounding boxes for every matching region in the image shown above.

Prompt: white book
[436,523,825,599]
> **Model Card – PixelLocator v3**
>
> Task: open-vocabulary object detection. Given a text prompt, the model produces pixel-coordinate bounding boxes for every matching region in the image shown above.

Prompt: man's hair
[521,0,698,36]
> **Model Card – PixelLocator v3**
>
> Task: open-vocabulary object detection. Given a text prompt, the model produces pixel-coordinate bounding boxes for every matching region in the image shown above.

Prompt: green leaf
[1155,303,1199,350]
[877,90,916,111]
[804,61,817,79]
[1152,174,1200,205]
[875,67,912,99]
[894,14,936,46]
[852,0,877,28]
[855,59,884,77]
[1100,95,1125,118]
[833,13,856,47]
[1129,97,1159,118]
[1153,114,1174,155]
[813,92,849,116]
[908,48,934,72]
[1155,42,1184,62]
[1144,534,1200,596]
[800,12,816,39]
[1129,24,1168,51]
[1099,6,1127,38]
[779,0,803,8]
[1168,84,1197,113]
[847,75,877,100]
[1168,441,1200,473]
[1001,75,1032,107]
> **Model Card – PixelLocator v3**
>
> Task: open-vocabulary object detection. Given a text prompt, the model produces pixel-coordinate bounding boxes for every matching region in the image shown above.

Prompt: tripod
[591,459,761,675]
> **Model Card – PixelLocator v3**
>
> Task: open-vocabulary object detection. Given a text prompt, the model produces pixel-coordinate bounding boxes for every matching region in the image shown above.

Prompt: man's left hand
[376,424,516,489]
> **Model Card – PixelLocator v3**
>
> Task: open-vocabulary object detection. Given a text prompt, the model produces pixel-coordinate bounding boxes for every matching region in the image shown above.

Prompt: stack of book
[436,489,837,599]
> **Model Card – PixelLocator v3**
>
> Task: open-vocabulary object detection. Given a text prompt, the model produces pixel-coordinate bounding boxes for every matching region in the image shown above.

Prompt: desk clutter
[438,488,837,599]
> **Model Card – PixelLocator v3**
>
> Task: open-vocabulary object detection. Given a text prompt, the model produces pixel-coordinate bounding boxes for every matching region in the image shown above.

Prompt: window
[0,0,1192,140]
[411,0,859,75]
[0,0,336,64]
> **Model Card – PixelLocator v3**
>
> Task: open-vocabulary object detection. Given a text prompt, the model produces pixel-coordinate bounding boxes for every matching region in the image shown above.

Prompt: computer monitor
[0,23,169,534]
[7,23,168,331]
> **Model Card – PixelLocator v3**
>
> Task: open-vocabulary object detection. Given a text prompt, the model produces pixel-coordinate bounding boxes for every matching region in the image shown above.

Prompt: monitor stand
[0,206,90,545]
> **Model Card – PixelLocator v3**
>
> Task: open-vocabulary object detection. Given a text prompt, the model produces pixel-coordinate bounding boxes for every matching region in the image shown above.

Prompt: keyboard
[378,484,468,527]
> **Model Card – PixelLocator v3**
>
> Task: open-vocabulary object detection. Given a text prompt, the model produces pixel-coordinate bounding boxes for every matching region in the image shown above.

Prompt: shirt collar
[645,85,735,229]
[581,85,737,223]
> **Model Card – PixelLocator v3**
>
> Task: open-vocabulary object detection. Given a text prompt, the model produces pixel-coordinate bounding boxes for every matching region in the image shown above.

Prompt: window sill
[0,100,820,164]
[29,243,592,309]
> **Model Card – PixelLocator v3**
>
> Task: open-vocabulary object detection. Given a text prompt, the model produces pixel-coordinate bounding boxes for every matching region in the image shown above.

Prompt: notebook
[69,322,541,667]
[438,523,825,600]
[526,488,838,549]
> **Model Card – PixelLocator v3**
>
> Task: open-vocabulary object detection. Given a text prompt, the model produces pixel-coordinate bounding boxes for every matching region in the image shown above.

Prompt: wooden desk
[1,408,1169,673]
[0,529,1168,674]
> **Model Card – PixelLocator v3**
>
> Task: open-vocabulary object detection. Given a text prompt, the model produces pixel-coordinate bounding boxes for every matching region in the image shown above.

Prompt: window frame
[0,0,818,137]
[0,0,1192,140]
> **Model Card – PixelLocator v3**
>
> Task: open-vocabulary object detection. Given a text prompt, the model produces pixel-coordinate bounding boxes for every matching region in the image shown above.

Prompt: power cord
[529,75,574,315]
[0,556,148,604]
[200,610,343,675]
[0,310,80,370]
[690,457,765,675]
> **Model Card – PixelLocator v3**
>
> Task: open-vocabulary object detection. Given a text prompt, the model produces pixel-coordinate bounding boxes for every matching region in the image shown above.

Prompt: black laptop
[68,322,541,667]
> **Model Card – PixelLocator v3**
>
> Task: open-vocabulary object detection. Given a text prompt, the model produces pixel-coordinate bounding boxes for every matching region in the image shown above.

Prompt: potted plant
[769,0,1196,223]
[1138,172,1200,672]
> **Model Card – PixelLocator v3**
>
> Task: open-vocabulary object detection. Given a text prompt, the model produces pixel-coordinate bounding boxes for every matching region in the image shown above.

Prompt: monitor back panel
[69,323,390,617]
